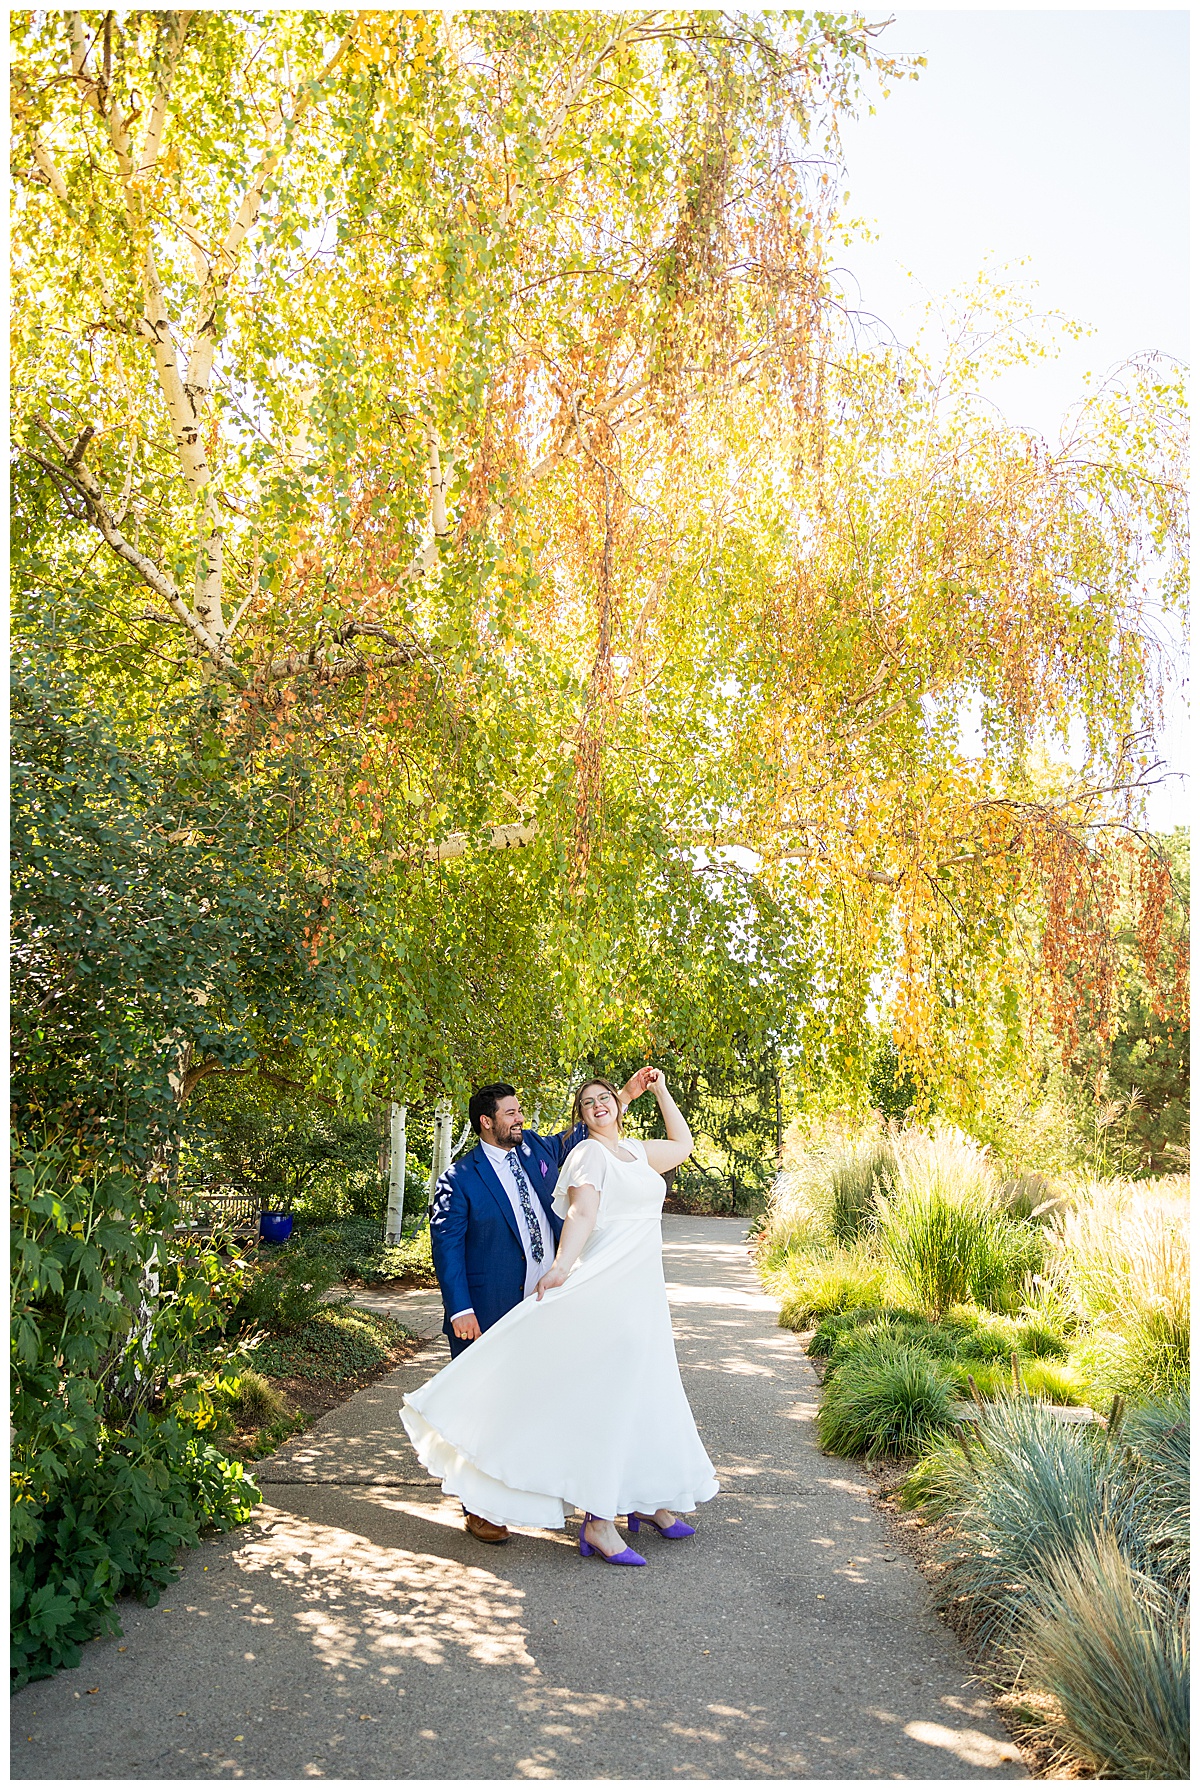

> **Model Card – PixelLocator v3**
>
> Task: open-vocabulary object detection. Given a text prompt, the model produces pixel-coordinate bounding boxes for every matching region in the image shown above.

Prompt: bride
[400,1070,718,1565]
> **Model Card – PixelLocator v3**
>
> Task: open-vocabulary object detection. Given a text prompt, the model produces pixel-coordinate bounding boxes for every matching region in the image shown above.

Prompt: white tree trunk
[425,1097,455,1206]
[384,1102,407,1245]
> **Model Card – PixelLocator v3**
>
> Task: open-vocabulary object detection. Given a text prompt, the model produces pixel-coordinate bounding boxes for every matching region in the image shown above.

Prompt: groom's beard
[493,1121,523,1148]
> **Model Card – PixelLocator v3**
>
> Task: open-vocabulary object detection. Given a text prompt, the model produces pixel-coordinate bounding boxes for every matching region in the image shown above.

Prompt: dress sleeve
[551,1138,609,1221]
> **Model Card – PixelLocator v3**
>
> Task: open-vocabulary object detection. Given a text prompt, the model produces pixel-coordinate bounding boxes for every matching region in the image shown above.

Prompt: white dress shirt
[450,1141,553,1320]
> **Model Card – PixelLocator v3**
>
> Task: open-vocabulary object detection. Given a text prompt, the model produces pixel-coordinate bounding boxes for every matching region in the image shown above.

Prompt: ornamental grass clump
[1015,1319,1068,1360]
[939,1399,1144,1643]
[1122,1392,1190,1597]
[897,1432,976,1514]
[1017,1360,1086,1406]
[821,1134,897,1244]
[877,1126,1044,1317]
[1052,1179,1190,1399]
[764,1124,896,1260]
[816,1340,956,1458]
[225,1369,287,1426]
[1014,1531,1189,1780]
[776,1250,886,1330]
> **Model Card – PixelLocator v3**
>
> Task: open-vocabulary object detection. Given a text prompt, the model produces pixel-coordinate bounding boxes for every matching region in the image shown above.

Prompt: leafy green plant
[11,1410,257,1689]
[247,1305,412,1384]
[289,1216,436,1287]
[231,1252,341,1335]
[11,1144,260,1688]
[1016,1531,1189,1780]
[817,1341,957,1458]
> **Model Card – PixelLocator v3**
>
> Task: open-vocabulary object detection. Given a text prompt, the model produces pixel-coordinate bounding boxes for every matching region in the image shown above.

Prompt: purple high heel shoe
[628,1511,696,1540]
[579,1514,646,1566]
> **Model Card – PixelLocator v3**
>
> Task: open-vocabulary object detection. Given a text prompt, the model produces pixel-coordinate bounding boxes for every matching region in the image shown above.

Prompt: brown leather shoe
[464,1510,510,1545]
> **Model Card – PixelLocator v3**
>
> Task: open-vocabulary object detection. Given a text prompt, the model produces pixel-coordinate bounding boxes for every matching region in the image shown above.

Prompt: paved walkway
[12,1220,1024,1780]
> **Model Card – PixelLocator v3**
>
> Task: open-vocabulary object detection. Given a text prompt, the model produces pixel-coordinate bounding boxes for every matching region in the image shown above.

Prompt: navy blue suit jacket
[429,1126,587,1356]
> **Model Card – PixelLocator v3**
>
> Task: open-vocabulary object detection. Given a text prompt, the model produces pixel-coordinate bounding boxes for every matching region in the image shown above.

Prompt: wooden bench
[173,1186,262,1240]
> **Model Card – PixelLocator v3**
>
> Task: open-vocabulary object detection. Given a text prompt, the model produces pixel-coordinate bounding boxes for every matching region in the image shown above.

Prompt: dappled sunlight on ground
[666,1282,780,1310]
[11,1216,1025,1780]
[240,1511,536,1673]
[904,1720,1025,1768]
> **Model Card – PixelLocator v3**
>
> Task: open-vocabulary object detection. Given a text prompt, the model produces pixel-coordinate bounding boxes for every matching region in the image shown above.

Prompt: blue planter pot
[259,1212,293,1245]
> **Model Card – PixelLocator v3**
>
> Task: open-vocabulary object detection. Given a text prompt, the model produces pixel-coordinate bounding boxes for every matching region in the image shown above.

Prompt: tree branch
[25,425,238,678]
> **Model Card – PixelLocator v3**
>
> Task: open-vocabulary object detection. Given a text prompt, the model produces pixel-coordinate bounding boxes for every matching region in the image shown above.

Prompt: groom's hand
[452,1311,482,1341]
[619,1065,657,1107]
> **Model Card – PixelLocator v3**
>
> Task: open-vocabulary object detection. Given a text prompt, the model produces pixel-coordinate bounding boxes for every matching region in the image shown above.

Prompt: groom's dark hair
[469,1083,517,1135]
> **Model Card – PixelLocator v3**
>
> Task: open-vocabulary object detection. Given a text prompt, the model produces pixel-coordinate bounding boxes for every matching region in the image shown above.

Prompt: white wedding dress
[400,1135,719,1527]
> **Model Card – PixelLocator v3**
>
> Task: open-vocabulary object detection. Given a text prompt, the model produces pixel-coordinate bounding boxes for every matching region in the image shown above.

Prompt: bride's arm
[640,1072,693,1173]
[534,1182,600,1298]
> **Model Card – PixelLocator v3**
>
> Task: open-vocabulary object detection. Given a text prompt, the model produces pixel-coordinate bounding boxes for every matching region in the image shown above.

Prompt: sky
[828,7,1189,829]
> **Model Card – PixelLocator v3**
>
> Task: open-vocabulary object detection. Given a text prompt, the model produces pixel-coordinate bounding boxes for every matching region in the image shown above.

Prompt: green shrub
[777,1251,887,1330]
[817,1341,957,1458]
[231,1251,340,1335]
[289,1216,436,1286]
[1016,1531,1189,1780]
[10,1412,257,1689]
[10,656,341,1687]
[247,1305,411,1384]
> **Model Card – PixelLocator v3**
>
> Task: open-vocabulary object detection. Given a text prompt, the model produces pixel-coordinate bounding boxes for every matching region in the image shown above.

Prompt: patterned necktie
[507,1150,545,1263]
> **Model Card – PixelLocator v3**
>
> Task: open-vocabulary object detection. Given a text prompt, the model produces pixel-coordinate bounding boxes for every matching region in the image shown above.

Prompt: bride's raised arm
[639,1071,693,1174]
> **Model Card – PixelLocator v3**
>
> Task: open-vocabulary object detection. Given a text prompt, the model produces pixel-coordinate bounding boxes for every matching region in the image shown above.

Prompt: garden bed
[220,1304,424,1460]
[759,1125,1190,1780]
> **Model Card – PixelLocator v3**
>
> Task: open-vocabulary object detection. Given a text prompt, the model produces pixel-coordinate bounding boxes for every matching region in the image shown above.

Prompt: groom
[429,1071,654,1544]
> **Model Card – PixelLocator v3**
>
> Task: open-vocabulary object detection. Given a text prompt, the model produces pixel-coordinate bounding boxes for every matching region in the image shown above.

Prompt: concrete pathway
[12,1220,1024,1780]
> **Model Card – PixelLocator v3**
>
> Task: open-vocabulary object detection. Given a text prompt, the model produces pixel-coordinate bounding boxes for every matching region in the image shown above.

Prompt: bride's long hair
[571,1077,625,1134]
